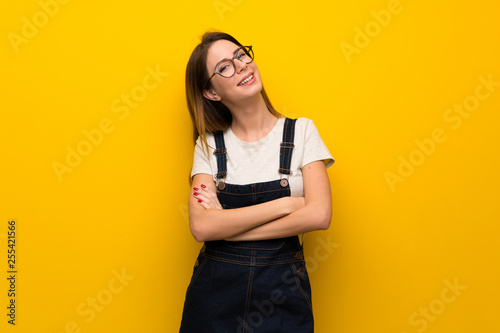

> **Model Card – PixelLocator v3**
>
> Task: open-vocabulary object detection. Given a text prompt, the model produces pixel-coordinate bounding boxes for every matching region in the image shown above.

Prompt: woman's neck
[229,95,278,142]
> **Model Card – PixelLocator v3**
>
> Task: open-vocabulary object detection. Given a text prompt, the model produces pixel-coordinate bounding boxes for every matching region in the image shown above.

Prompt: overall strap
[279,118,297,177]
[213,131,227,189]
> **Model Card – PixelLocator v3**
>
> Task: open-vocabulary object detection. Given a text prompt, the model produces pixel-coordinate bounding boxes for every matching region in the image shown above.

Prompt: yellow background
[1,0,499,332]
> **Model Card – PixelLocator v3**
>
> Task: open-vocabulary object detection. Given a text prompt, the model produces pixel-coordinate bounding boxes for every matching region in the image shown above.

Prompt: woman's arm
[188,173,305,242]
[224,160,332,241]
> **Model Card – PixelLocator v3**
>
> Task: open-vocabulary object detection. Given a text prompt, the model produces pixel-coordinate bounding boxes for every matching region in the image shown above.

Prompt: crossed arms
[188,160,332,242]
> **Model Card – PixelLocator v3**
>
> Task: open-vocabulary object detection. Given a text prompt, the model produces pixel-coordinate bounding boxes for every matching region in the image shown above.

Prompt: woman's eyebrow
[215,46,242,64]
[222,47,241,60]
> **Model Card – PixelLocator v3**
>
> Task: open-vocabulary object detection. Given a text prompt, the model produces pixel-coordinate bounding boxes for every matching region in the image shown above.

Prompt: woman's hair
[185,31,281,154]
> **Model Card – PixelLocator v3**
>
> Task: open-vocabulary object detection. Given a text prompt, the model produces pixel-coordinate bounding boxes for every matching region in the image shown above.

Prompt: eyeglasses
[204,45,254,88]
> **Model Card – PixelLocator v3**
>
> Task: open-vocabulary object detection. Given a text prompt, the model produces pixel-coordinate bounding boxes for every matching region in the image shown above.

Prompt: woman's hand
[192,183,304,212]
[193,184,223,210]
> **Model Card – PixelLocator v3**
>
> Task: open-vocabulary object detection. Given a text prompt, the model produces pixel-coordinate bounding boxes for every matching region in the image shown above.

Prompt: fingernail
[198,199,202,203]
[201,184,206,189]
[194,192,199,196]
[193,187,199,191]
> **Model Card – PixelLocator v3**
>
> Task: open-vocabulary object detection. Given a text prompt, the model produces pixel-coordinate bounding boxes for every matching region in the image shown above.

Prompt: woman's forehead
[206,40,240,66]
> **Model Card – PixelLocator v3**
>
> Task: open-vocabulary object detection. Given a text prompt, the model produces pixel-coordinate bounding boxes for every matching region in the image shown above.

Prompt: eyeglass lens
[216,46,253,78]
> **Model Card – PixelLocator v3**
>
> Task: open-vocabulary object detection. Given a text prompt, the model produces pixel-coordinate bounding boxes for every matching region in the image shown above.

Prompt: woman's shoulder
[287,116,316,125]
[195,132,216,146]
[293,117,314,124]
[193,132,218,160]
[291,117,318,135]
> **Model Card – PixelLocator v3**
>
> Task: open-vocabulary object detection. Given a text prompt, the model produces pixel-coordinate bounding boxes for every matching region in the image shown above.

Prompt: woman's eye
[219,65,229,73]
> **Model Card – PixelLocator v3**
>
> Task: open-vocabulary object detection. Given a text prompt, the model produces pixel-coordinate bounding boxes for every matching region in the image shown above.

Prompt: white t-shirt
[191,117,334,197]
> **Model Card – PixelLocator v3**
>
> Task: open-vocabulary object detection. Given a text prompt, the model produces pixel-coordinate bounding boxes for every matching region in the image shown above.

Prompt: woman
[180,31,334,332]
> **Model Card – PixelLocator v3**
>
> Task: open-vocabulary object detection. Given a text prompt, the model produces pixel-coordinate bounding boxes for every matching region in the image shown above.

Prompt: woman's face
[203,39,262,104]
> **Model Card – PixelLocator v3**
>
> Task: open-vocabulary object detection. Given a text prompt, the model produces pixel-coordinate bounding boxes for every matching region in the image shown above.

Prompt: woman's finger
[193,191,210,202]
[194,193,219,209]
[200,184,218,199]
[198,200,211,210]
[193,184,222,209]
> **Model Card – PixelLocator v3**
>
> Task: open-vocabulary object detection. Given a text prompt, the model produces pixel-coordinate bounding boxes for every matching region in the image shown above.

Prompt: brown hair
[185,31,281,155]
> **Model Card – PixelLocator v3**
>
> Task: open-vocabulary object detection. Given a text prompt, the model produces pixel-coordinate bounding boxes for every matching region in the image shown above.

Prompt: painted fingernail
[201,184,206,189]
[193,187,199,191]
[194,192,199,196]
[198,199,202,203]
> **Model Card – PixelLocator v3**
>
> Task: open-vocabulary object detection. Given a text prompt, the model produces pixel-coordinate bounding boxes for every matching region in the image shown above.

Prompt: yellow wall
[1,0,499,332]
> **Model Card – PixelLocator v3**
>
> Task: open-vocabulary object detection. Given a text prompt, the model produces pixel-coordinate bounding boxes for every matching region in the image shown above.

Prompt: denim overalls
[180,118,314,333]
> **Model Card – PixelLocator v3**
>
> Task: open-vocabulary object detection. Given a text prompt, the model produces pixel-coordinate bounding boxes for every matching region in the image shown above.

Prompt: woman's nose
[235,59,247,73]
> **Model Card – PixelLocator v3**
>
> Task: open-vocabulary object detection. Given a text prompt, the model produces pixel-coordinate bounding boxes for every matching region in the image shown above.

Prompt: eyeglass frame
[204,45,254,89]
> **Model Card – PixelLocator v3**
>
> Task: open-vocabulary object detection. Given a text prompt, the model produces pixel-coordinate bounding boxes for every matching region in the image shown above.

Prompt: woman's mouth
[238,74,255,86]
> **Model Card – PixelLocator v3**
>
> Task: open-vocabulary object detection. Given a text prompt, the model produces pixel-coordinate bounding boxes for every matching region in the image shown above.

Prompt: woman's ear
[203,88,221,101]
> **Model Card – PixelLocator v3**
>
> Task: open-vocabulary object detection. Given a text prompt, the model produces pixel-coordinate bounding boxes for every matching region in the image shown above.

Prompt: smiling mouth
[238,74,254,86]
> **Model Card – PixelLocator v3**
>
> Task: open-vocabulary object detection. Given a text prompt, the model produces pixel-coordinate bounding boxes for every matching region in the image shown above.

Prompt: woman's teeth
[238,74,254,86]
